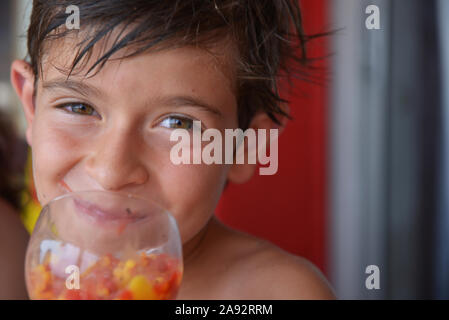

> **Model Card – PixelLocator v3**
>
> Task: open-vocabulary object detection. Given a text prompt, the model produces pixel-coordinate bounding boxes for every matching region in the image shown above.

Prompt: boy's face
[15,36,246,245]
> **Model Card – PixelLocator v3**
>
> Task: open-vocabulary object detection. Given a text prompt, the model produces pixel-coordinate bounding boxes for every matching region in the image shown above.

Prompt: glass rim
[47,189,176,222]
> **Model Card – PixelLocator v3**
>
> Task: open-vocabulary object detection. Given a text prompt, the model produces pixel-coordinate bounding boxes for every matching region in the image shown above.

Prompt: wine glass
[25,190,183,300]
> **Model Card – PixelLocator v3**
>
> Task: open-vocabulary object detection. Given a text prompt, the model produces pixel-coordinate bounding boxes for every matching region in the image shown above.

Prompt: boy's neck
[182,216,215,267]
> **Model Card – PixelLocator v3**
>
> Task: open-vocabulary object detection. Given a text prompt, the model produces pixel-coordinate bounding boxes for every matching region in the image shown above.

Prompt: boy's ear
[227,103,290,184]
[11,60,36,147]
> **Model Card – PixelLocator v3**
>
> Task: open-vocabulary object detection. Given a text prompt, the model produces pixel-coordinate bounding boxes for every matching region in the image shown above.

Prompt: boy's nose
[84,127,149,191]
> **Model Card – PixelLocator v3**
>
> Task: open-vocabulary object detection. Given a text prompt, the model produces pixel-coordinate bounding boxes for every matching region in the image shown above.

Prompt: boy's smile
[16,37,240,247]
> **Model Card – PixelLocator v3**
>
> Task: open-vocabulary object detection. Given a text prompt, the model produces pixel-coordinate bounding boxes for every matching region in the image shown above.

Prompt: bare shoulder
[0,198,28,240]
[239,244,336,299]
[212,221,336,300]
[0,198,29,299]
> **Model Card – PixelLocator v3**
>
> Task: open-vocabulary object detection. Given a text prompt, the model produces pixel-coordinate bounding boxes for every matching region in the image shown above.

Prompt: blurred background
[0,0,448,299]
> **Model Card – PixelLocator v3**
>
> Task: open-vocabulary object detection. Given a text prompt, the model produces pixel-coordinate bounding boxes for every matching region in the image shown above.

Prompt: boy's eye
[159,116,194,130]
[58,103,99,117]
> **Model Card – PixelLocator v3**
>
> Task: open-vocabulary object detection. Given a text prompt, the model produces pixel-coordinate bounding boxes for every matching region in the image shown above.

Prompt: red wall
[216,0,328,274]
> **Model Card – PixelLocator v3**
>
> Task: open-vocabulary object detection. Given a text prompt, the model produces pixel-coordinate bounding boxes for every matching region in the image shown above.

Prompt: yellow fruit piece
[128,275,157,300]
[124,259,136,270]
[123,259,136,278]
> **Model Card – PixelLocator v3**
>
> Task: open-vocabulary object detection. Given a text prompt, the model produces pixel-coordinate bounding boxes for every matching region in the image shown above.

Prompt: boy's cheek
[31,147,70,206]
[156,163,228,242]
[31,124,82,205]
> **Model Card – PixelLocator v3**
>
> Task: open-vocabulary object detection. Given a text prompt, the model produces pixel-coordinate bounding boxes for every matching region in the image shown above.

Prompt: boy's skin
[11,34,336,299]
[0,198,29,299]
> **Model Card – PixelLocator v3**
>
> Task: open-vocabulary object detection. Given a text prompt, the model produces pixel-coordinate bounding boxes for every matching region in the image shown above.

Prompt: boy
[11,0,335,299]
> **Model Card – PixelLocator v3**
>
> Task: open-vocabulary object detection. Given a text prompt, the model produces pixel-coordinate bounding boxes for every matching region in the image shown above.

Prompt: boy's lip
[73,197,146,225]
[58,179,149,225]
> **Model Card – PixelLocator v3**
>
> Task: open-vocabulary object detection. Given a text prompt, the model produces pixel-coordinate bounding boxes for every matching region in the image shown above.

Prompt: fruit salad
[28,252,182,300]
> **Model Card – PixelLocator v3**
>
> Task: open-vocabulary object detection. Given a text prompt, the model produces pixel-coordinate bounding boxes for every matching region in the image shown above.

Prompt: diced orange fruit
[29,253,181,300]
[127,275,158,300]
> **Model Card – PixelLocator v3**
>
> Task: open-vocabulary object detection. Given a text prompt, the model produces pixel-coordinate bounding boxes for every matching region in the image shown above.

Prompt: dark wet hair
[0,111,26,210]
[27,0,324,129]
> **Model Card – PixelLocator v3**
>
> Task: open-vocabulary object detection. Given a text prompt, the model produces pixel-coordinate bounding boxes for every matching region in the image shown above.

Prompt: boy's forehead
[39,30,238,93]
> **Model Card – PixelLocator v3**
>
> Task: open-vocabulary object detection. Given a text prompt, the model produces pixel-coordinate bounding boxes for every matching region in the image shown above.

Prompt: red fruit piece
[64,290,81,300]
[118,290,133,300]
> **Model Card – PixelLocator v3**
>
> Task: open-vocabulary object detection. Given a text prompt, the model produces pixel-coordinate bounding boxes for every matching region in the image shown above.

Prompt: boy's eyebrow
[157,96,223,118]
[42,79,102,99]
[42,79,224,117]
